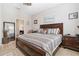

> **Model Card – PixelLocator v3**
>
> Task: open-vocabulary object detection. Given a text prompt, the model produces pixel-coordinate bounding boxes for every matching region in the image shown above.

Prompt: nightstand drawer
[63,38,75,43]
[63,35,79,51]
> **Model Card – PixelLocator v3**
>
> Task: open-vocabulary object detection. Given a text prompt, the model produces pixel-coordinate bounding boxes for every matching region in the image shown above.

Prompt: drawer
[64,38,74,43]
[63,36,79,51]
[63,38,76,47]
[74,41,79,48]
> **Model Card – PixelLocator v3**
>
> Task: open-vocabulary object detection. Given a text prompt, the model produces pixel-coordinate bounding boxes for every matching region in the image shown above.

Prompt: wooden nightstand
[63,35,79,51]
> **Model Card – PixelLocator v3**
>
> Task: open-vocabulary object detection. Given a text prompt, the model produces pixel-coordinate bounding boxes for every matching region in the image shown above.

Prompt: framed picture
[34,20,37,24]
[68,12,78,19]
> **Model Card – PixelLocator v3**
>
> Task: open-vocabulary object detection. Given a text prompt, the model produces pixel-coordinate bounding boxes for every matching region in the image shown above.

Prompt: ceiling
[17,3,61,16]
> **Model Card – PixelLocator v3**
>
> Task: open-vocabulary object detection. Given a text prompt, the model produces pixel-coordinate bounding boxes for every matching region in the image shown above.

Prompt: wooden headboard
[40,23,63,35]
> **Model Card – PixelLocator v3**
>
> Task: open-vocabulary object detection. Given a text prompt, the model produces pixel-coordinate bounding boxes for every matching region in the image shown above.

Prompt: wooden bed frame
[16,23,63,56]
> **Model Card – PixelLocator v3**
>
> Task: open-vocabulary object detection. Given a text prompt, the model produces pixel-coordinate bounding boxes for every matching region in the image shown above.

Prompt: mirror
[3,22,15,44]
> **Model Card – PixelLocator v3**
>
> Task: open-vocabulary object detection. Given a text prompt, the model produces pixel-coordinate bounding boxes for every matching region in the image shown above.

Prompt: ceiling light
[23,3,32,6]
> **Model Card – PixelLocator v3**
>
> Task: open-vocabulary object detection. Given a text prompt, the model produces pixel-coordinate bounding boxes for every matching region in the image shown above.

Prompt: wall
[2,4,17,22]
[16,19,24,36]
[0,4,3,45]
[0,4,18,45]
[16,6,32,34]
[31,3,79,36]
[0,3,32,45]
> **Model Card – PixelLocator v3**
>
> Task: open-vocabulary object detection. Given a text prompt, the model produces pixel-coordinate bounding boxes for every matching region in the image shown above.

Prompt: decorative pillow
[53,28,60,34]
[56,28,60,34]
[43,29,48,34]
[39,29,43,33]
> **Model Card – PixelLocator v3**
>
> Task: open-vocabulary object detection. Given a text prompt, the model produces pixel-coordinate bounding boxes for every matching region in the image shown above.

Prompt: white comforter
[18,33,62,56]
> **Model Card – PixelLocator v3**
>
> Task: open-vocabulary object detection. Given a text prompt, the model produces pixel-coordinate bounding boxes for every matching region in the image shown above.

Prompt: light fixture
[23,3,32,6]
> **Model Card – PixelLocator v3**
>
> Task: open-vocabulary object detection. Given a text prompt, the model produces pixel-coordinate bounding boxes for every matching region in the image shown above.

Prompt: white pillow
[43,29,47,34]
[48,28,60,34]
[53,28,56,34]
[53,28,60,34]
[51,29,54,34]
[56,28,60,34]
[47,29,52,34]
[39,29,43,33]
[39,29,48,34]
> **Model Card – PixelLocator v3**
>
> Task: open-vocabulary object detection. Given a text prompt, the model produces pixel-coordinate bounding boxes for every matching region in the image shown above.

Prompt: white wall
[0,3,32,45]
[32,3,79,36]
[16,6,32,34]
[0,4,3,45]
[0,20,3,45]
[0,4,17,45]
[16,19,24,36]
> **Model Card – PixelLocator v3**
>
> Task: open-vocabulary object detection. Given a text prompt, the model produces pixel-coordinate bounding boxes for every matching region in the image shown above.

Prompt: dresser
[63,35,79,51]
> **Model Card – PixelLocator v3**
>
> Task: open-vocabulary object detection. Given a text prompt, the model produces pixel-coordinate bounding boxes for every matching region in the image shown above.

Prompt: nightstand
[63,35,79,51]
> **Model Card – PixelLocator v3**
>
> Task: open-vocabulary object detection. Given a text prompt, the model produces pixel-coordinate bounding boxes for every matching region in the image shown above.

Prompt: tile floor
[0,41,79,56]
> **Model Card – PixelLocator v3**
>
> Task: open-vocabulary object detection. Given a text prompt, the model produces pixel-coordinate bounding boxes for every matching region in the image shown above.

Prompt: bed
[16,23,63,56]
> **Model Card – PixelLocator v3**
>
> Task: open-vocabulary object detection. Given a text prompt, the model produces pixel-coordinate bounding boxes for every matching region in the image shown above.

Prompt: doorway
[16,19,24,37]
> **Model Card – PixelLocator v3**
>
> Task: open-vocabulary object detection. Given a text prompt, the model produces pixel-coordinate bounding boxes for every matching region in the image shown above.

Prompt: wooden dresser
[63,35,79,51]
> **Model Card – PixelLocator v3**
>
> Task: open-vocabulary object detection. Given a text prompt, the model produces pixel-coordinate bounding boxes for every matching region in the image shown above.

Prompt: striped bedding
[18,33,62,56]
